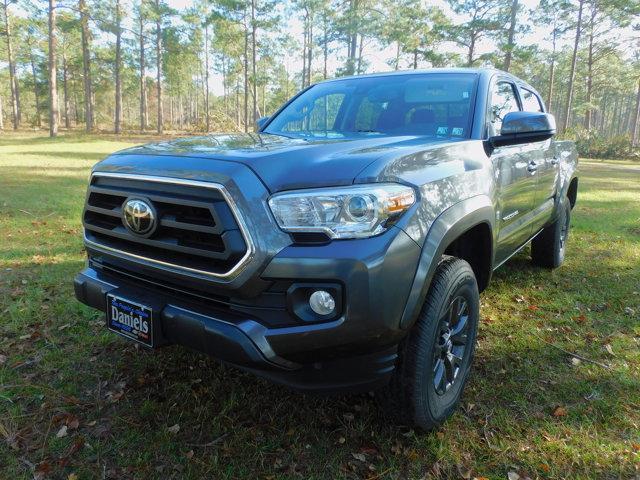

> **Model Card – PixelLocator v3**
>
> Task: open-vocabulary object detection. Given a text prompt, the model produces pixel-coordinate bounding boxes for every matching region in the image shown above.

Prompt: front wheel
[378,256,479,431]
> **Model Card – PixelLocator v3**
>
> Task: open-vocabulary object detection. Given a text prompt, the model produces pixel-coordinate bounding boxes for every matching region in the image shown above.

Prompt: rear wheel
[378,256,479,430]
[531,200,571,268]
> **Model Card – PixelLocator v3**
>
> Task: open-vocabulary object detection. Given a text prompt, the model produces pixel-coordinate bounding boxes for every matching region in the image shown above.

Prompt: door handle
[527,161,538,173]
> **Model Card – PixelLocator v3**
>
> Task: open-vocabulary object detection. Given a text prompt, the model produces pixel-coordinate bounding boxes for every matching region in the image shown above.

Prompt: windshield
[264,73,478,140]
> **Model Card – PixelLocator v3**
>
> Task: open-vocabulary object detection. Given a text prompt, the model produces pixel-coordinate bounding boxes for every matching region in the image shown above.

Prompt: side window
[521,88,543,113]
[488,81,520,136]
[281,93,345,134]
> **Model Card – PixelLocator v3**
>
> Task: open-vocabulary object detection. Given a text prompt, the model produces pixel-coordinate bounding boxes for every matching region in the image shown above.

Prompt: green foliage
[564,126,640,159]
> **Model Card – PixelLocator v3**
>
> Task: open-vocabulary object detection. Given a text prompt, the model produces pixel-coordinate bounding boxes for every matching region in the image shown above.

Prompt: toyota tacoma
[74,68,578,430]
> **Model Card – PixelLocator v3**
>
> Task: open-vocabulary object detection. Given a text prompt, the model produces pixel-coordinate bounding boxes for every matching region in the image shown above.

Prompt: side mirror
[487,111,556,152]
[256,116,270,131]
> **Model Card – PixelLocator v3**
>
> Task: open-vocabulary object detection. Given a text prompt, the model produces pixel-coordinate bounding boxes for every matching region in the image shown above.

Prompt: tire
[378,256,480,431]
[531,199,571,268]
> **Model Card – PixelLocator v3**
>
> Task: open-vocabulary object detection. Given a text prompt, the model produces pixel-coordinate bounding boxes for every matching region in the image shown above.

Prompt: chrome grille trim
[83,172,255,281]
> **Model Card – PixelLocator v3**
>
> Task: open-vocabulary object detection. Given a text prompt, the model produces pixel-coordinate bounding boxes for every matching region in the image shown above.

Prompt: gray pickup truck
[75,68,578,430]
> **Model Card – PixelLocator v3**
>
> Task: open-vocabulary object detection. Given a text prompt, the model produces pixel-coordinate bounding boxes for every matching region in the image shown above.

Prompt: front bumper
[75,225,421,392]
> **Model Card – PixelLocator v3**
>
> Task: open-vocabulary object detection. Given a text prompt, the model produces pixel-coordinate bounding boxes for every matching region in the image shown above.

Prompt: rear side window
[488,81,520,136]
[521,88,543,112]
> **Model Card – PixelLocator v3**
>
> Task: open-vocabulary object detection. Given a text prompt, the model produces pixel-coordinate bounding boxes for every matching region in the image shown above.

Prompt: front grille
[83,173,252,278]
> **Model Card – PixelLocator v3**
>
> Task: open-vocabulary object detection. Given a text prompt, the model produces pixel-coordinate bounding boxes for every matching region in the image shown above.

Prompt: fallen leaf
[552,406,567,417]
[360,446,378,455]
[457,464,471,479]
[507,472,520,480]
[34,461,52,480]
[68,474,79,480]
[570,357,581,366]
[351,453,366,462]
[574,314,587,324]
[56,425,69,438]
[167,424,180,434]
[604,344,615,356]
[66,416,80,430]
[337,437,346,444]
[185,450,194,459]
[0,354,6,365]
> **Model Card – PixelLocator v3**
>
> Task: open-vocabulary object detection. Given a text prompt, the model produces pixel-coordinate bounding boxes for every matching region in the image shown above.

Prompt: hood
[106,133,461,192]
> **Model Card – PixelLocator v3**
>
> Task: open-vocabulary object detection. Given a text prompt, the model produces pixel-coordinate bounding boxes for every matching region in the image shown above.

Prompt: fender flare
[399,195,495,329]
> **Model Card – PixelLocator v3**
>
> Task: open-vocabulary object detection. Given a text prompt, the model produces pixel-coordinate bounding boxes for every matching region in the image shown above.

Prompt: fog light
[309,290,336,316]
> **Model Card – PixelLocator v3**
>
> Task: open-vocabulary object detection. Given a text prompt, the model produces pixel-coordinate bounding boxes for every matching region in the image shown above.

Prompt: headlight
[268,184,416,239]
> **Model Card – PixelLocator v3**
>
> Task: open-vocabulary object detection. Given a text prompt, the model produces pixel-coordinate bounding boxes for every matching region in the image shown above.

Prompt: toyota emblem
[122,198,157,236]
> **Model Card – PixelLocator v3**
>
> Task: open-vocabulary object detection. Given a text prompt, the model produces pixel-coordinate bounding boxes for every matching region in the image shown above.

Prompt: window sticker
[452,127,464,136]
[463,91,469,99]
[437,126,448,135]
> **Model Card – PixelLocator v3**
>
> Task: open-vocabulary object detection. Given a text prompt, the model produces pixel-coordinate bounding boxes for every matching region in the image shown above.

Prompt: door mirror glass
[489,111,556,150]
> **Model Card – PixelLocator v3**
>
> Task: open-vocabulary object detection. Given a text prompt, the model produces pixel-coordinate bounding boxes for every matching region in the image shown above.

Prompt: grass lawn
[1,132,639,479]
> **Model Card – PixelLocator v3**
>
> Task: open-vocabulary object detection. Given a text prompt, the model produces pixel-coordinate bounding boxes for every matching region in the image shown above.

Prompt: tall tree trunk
[139,9,147,132]
[222,54,228,116]
[322,12,328,79]
[251,0,257,128]
[546,28,557,112]
[346,0,359,75]
[503,0,518,72]
[63,52,71,129]
[29,51,42,128]
[307,12,313,86]
[562,0,584,133]
[204,23,210,132]
[631,78,640,147]
[235,77,240,128]
[395,42,401,70]
[0,95,3,130]
[243,6,249,132]
[356,34,364,74]
[48,0,58,137]
[155,0,163,134]
[413,49,418,69]
[467,34,476,67]
[3,0,21,130]
[301,12,307,89]
[584,7,596,131]
[79,0,93,131]
[114,0,122,134]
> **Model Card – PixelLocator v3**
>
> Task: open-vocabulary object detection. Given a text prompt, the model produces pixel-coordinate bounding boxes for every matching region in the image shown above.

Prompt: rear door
[489,79,539,265]
[520,86,558,230]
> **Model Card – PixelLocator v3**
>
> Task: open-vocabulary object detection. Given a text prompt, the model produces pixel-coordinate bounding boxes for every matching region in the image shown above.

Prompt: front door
[489,80,538,265]
[520,87,558,232]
